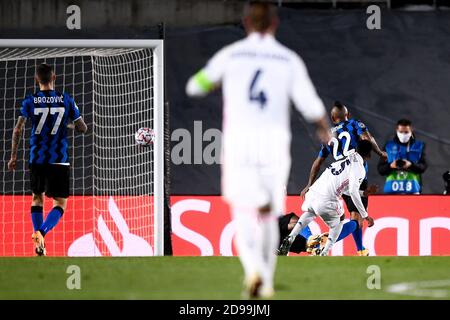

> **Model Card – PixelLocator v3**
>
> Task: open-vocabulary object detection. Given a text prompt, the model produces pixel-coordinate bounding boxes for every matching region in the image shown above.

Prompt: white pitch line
[386,279,450,299]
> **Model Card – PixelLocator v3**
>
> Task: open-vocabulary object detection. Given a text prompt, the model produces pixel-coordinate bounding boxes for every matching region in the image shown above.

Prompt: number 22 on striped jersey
[329,131,351,160]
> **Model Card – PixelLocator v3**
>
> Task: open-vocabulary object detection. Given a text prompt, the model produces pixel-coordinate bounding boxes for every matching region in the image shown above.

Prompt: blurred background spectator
[378,119,427,194]
[443,171,450,195]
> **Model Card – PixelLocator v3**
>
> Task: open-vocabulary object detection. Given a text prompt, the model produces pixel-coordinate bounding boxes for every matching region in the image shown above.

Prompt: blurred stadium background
[2,0,449,194]
[0,0,449,266]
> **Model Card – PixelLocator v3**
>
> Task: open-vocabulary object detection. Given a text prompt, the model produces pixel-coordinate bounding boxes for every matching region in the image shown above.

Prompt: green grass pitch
[0,257,449,299]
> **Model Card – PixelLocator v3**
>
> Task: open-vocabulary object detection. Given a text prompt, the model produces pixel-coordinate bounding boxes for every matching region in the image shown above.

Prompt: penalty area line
[386,279,450,298]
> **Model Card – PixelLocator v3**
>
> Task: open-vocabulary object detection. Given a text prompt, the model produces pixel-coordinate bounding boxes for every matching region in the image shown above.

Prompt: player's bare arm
[8,116,26,171]
[300,116,331,198]
[67,117,87,133]
[361,131,387,159]
[300,156,326,198]
[365,216,375,227]
[314,116,332,144]
[363,184,379,196]
[74,117,88,133]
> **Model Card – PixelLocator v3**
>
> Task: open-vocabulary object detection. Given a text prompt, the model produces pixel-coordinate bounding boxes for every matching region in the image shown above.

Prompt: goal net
[0,40,164,256]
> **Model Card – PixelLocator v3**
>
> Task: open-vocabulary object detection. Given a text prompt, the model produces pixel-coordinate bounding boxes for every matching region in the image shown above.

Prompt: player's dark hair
[330,101,348,122]
[397,118,412,127]
[356,140,372,158]
[36,63,54,85]
[244,1,277,32]
[334,101,345,109]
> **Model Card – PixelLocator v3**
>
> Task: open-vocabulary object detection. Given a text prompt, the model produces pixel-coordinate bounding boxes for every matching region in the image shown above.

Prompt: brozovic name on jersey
[33,96,64,104]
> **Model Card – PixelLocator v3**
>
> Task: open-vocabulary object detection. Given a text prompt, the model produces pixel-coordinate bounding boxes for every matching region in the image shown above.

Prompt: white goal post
[0,39,164,256]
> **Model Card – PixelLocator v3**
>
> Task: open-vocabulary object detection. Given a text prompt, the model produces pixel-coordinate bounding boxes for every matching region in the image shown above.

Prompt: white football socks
[232,206,264,281]
[260,214,279,290]
[321,220,344,256]
[289,211,316,240]
[232,206,280,292]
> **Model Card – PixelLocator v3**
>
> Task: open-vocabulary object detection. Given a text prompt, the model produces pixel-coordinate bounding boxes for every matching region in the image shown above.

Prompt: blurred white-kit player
[186,2,330,298]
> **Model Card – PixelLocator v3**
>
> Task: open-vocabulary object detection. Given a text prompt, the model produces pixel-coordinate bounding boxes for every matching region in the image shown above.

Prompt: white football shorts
[222,161,290,216]
[301,190,344,228]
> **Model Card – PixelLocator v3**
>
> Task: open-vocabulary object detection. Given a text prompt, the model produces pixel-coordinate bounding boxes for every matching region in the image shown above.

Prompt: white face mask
[397,131,412,143]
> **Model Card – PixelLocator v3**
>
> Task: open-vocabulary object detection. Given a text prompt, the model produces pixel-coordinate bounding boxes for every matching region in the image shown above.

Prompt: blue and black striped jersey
[319,118,367,159]
[20,90,81,165]
[319,118,369,176]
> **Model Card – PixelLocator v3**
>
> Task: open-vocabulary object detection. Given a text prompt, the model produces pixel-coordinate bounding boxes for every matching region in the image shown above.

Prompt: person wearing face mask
[377,119,428,194]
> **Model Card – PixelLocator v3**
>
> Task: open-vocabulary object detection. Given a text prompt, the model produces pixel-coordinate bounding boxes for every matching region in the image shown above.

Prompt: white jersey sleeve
[289,55,326,123]
[348,160,369,218]
[186,46,231,97]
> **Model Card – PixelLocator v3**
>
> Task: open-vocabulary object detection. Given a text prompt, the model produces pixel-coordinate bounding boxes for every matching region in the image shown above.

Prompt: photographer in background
[378,119,427,194]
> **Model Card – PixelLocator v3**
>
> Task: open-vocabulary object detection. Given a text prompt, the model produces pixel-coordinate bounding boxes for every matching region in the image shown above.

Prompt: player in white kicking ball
[278,140,375,256]
[186,2,331,298]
